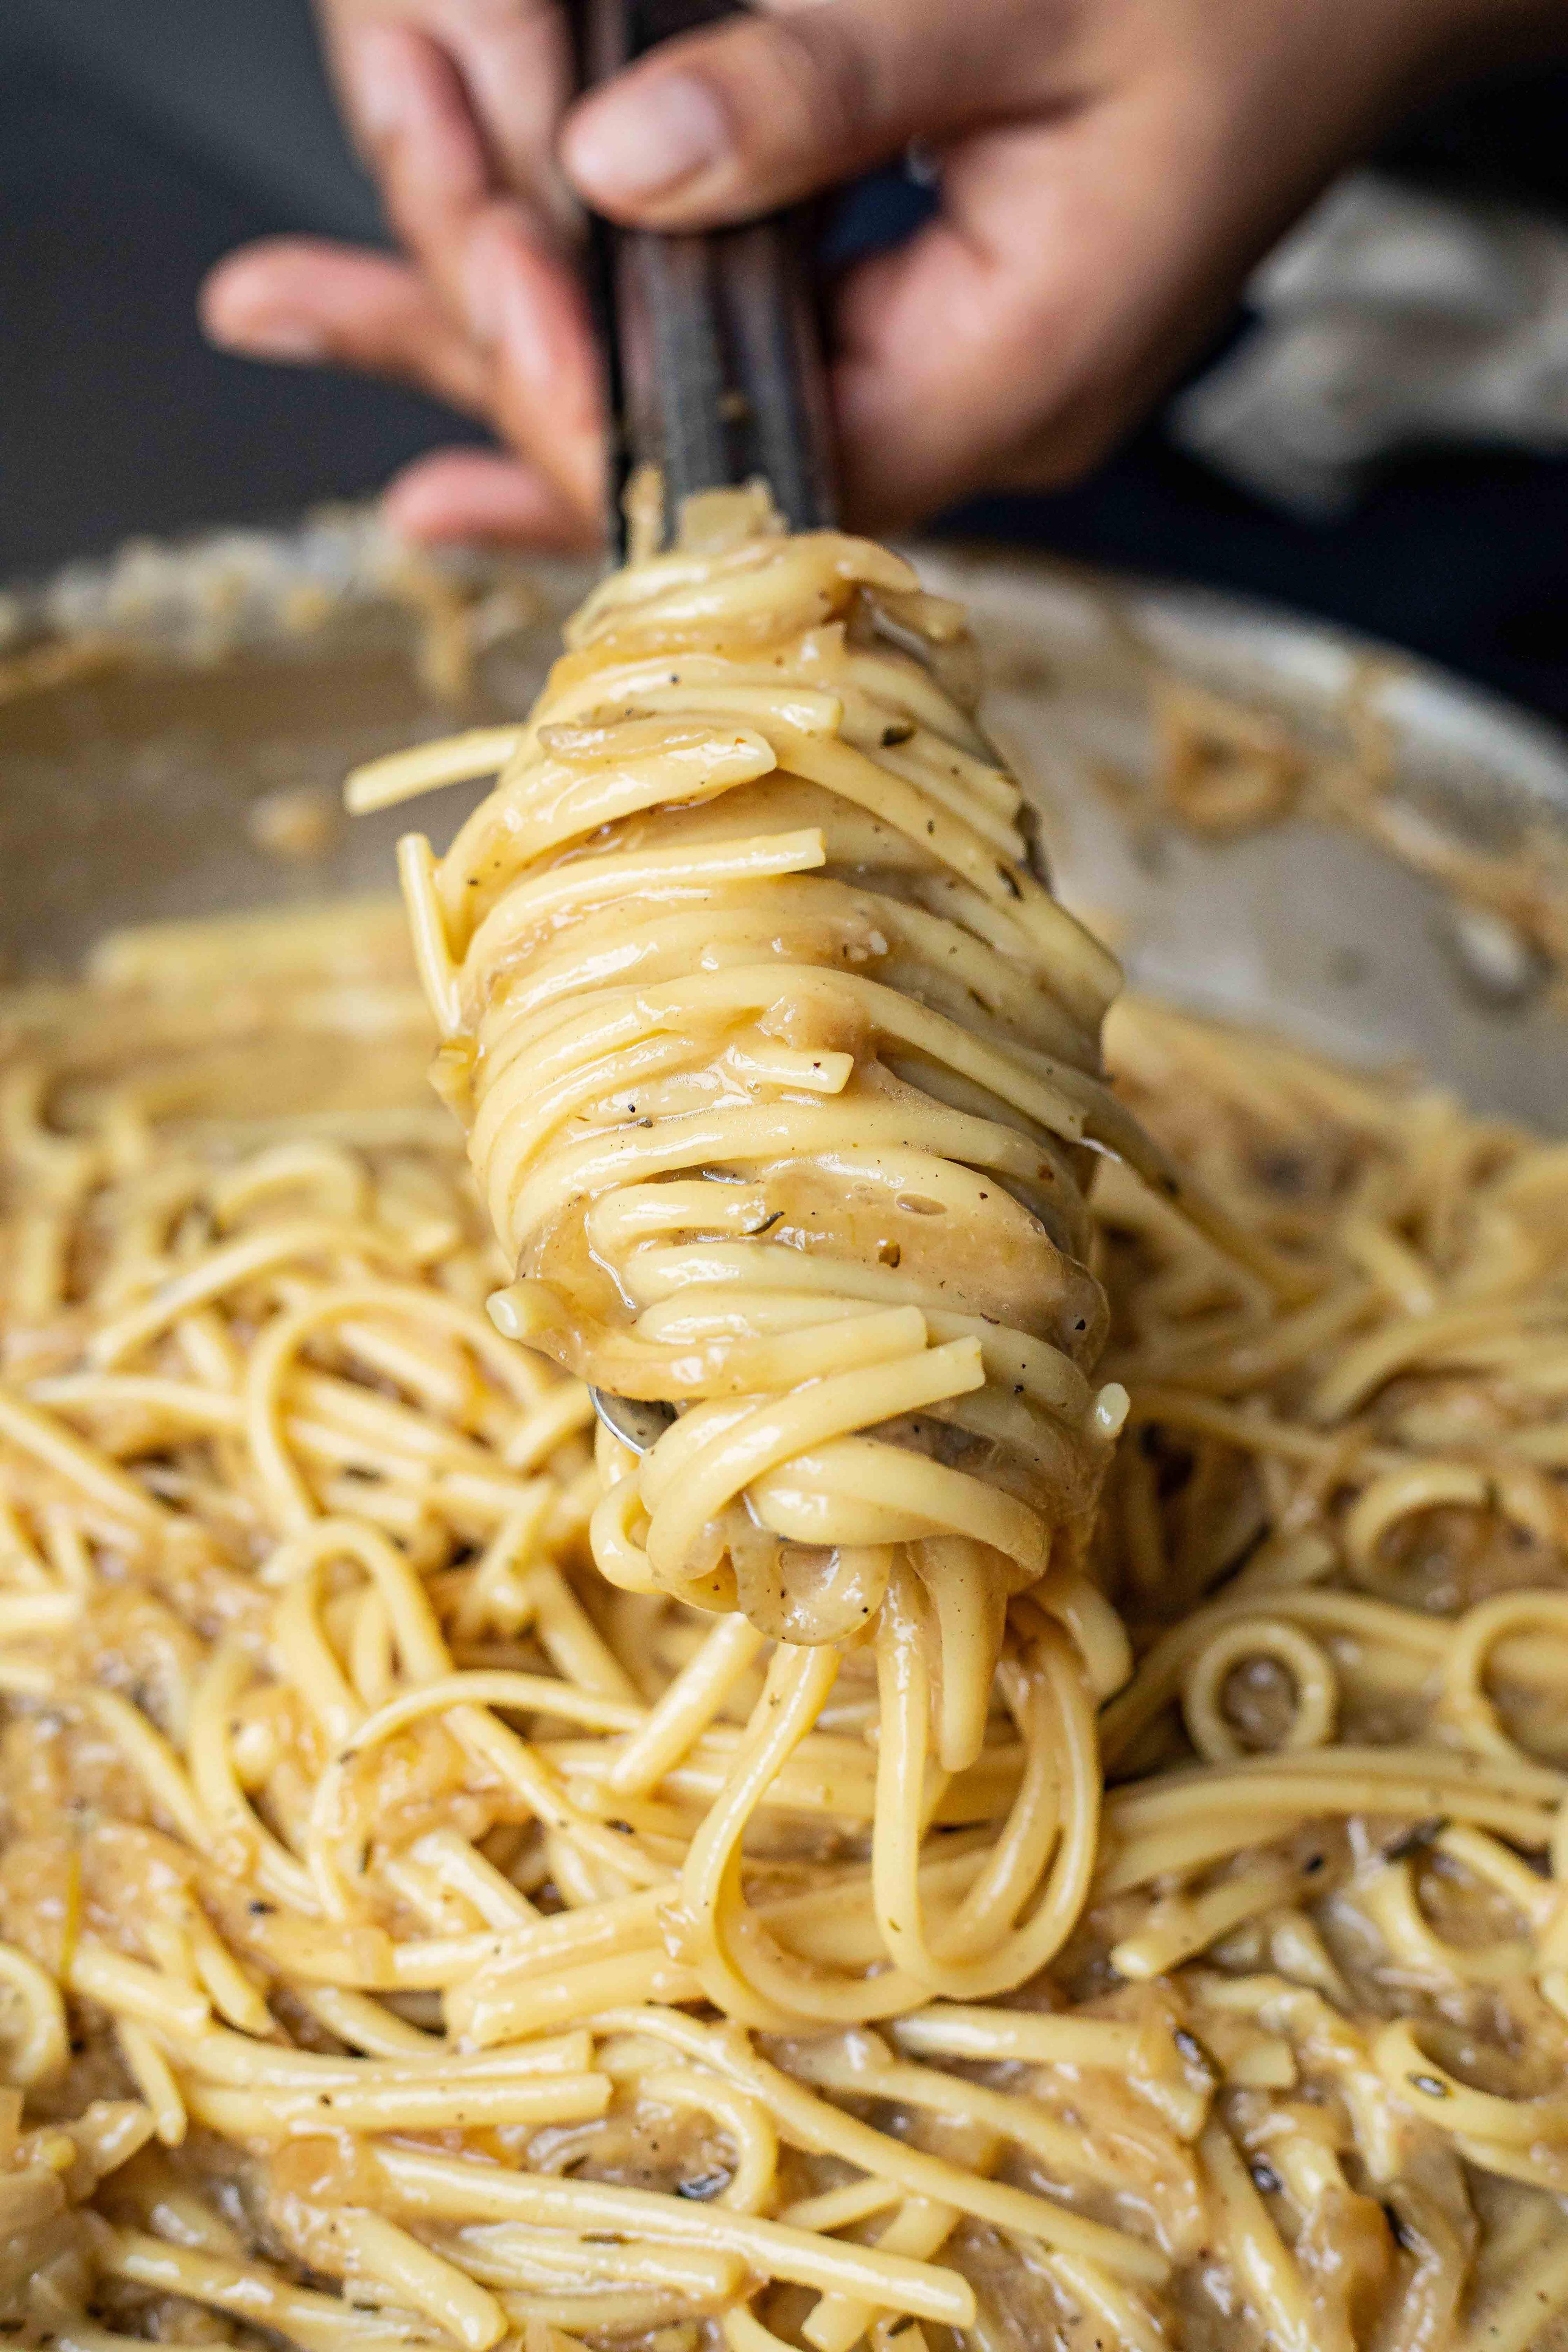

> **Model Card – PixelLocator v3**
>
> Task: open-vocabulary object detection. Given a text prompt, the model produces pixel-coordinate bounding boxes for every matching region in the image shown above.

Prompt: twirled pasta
[373,487,1255,1772]
[4,517,1568,2352]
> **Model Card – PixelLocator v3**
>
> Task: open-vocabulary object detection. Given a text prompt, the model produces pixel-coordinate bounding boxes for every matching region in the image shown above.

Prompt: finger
[200,238,492,418]
[558,0,1074,226]
[332,19,491,321]
[330,14,591,425]
[319,3,576,231]
[383,448,599,548]
[464,206,606,530]
[828,90,1287,528]
[435,0,578,233]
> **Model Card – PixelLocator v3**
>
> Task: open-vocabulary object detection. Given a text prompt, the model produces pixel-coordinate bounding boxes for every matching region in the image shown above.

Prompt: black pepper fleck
[1381,2202,1414,2251]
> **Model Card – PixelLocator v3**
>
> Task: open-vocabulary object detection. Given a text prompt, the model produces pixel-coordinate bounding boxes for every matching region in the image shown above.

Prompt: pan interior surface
[3,511,1564,1124]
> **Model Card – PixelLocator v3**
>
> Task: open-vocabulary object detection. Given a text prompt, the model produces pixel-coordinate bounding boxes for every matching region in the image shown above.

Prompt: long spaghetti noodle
[0,511,1566,2350]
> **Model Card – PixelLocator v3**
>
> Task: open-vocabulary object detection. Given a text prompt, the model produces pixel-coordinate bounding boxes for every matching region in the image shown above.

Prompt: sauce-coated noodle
[0,512,1566,2352]
[379,489,1277,1784]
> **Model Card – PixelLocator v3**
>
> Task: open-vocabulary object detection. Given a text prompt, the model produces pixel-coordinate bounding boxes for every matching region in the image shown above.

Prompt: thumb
[559,0,1055,226]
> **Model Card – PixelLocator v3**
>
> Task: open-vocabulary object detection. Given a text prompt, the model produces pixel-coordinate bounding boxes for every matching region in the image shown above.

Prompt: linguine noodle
[368,487,1278,1787]
[0,505,1566,2352]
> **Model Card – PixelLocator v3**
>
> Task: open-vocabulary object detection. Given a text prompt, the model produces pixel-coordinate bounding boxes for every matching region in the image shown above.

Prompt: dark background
[4,0,1568,719]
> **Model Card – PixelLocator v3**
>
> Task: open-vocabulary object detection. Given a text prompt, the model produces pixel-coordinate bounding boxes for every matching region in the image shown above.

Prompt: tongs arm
[573,2,836,1448]
[576,0,837,550]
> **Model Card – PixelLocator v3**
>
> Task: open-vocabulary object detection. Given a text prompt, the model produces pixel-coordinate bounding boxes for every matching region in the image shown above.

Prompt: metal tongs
[577,0,837,551]
[576,0,837,1452]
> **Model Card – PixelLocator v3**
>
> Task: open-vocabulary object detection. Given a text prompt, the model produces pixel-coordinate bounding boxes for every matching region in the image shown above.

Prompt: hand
[204,2,605,549]
[202,0,1564,547]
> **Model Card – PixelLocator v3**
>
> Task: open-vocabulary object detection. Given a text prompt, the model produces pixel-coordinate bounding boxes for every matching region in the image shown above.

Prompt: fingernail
[344,22,418,147]
[564,73,731,205]
[211,314,327,364]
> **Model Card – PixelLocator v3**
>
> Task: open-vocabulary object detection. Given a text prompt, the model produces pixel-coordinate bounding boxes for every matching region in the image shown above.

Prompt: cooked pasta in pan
[0,500,1566,2352]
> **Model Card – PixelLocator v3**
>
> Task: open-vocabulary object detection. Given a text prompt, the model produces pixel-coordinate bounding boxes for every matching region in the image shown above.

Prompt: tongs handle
[577,0,837,549]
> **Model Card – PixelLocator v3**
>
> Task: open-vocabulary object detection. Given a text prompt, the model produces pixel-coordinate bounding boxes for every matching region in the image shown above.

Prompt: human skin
[202,0,1568,547]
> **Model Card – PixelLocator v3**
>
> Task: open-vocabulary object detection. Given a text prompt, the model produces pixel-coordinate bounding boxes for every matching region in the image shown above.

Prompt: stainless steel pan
[2,510,1564,1131]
